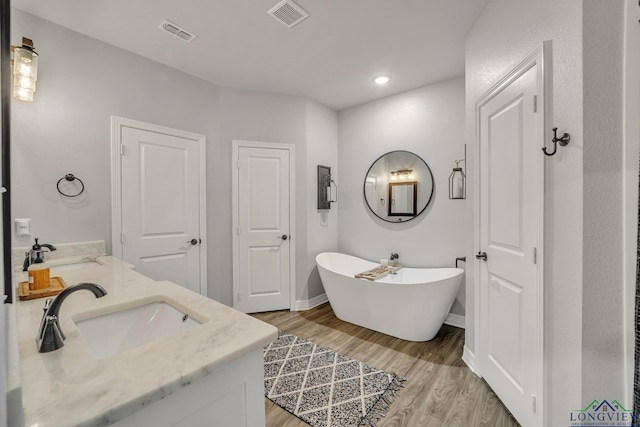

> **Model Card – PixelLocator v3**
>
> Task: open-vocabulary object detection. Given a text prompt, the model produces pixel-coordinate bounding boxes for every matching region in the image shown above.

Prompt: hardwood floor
[252,303,520,427]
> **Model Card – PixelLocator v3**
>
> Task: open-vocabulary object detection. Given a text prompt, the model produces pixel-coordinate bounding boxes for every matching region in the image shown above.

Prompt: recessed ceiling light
[373,76,391,85]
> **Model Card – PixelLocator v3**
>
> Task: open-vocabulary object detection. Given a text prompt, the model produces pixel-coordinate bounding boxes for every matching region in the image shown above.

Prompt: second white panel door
[236,145,291,313]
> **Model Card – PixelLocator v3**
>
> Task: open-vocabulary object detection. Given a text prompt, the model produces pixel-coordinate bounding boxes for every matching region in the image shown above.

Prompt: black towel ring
[57,174,85,198]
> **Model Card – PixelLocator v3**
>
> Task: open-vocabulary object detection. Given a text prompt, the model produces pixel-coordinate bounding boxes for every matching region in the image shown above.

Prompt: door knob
[277,235,288,241]
[187,238,199,245]
[475,251,487,261]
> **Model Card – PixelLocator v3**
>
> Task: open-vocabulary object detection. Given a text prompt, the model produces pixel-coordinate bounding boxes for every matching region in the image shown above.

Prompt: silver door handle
[475,251,487,261]
[186,238,199,245]
[277,235,289,241]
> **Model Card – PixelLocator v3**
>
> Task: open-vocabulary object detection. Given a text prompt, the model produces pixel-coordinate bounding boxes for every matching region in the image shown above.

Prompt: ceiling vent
[158,20,197,43]
[268,0,310,28]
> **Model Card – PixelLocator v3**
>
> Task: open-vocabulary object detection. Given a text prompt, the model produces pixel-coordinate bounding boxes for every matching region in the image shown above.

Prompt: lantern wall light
[12,37,38,102]
[449,145,466,200]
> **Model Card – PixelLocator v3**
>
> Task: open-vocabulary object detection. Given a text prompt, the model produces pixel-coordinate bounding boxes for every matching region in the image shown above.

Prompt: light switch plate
[15,218,30,236]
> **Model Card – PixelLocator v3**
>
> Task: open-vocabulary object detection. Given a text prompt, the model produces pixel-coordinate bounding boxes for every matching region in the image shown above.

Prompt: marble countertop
[13,256,278,427]
[12,240,107,272]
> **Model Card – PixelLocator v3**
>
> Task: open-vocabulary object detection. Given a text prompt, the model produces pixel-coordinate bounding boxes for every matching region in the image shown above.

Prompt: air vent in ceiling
[158,20,197,43]
[268,0,310,28]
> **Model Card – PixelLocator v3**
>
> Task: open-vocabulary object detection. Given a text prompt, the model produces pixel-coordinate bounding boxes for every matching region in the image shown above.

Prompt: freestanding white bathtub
[316,252,464,342]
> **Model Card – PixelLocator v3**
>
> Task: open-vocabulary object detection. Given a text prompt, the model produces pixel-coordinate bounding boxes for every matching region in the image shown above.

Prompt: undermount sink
[73,300,202,359]
[50,260,101,273]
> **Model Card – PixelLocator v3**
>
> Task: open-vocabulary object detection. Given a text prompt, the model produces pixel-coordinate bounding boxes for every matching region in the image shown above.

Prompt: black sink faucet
[36,283,107,353]
[23,237,57,271]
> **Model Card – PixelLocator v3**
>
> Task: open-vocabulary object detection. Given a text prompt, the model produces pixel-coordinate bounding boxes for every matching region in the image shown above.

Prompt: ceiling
[11,0,489,111]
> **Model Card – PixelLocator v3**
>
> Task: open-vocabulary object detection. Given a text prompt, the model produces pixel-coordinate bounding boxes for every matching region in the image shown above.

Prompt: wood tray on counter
[354,264,402,281]
[18,276,67,301]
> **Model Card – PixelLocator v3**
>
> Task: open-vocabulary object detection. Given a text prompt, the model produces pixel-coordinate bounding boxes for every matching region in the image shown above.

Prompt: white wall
[582,0,625,404]
[466,1,583,423]
[216,87,308,306]
[11,10,338,308]
[466,0,630,422]
[623,0,640,405]
[305,100,338,302]
[214,92,339,306]
[338,78,467,315]
[10,9,220,256]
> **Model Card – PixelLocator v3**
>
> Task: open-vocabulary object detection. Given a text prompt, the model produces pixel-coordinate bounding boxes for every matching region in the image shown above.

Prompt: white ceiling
[12,0,489,111]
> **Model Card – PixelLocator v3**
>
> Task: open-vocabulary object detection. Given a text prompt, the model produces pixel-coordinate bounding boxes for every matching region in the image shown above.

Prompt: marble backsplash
[12,240,107,271]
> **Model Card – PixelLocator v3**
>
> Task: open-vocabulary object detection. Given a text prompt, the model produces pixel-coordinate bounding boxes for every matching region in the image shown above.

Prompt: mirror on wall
[388,182,417,216]
[363,150,433,223]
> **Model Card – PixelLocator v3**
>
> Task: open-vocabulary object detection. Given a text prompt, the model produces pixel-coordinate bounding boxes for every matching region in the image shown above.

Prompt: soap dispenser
[27,238,50,290]
[31,238,44,264]
[23,238,57,271]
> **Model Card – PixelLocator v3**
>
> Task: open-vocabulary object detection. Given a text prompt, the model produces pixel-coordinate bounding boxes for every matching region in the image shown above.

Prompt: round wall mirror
[363,150,434,223]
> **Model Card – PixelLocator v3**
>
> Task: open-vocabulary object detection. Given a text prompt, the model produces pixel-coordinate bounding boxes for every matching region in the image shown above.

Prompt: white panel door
[236,146,291,313]
[120,126,202,294]
[478,62,541,427]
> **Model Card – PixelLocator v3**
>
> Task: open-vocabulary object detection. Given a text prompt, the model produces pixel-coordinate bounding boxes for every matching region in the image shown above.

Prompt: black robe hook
[542,127,571,156]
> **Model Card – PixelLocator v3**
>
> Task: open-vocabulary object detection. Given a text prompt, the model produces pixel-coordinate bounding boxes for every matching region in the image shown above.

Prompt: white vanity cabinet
[114,350,265,427]
[13,257,276,427]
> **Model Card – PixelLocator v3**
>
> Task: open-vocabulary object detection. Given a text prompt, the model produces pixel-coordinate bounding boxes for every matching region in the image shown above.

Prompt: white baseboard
[444,313,465,329]
[462,345,481,377]
[292,293,328,311]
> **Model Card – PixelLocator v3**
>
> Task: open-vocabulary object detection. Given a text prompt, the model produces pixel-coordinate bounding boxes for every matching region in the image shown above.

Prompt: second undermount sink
[73,300,202,359]
[50,260,101,273]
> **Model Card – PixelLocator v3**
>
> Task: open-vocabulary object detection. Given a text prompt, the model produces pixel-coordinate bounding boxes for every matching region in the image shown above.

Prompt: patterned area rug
[264,332,405,427]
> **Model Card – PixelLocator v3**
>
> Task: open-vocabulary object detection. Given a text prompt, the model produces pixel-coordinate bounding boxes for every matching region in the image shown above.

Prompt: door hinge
[533,247,537,264]
[236,160,241,169]
[533,95,538,113]
[236,227,240,236]
[532,395,537,413]
[120,144,125,156]
[237,292,241,302]
[120,232,125,244]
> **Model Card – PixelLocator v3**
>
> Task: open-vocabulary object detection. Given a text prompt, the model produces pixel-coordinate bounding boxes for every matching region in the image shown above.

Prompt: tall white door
[115,120,205,295]
[477,59,542,426]
[234,143,292,313]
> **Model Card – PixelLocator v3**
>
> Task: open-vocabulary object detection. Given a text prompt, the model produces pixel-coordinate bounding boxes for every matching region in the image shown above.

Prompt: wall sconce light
[449,145,466,200]
[317,165,338,209]
[390,169,413,181]
[12,37,38,102]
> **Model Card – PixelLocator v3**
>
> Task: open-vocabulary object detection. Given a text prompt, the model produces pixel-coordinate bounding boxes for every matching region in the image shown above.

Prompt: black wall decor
[317,165,335,210]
